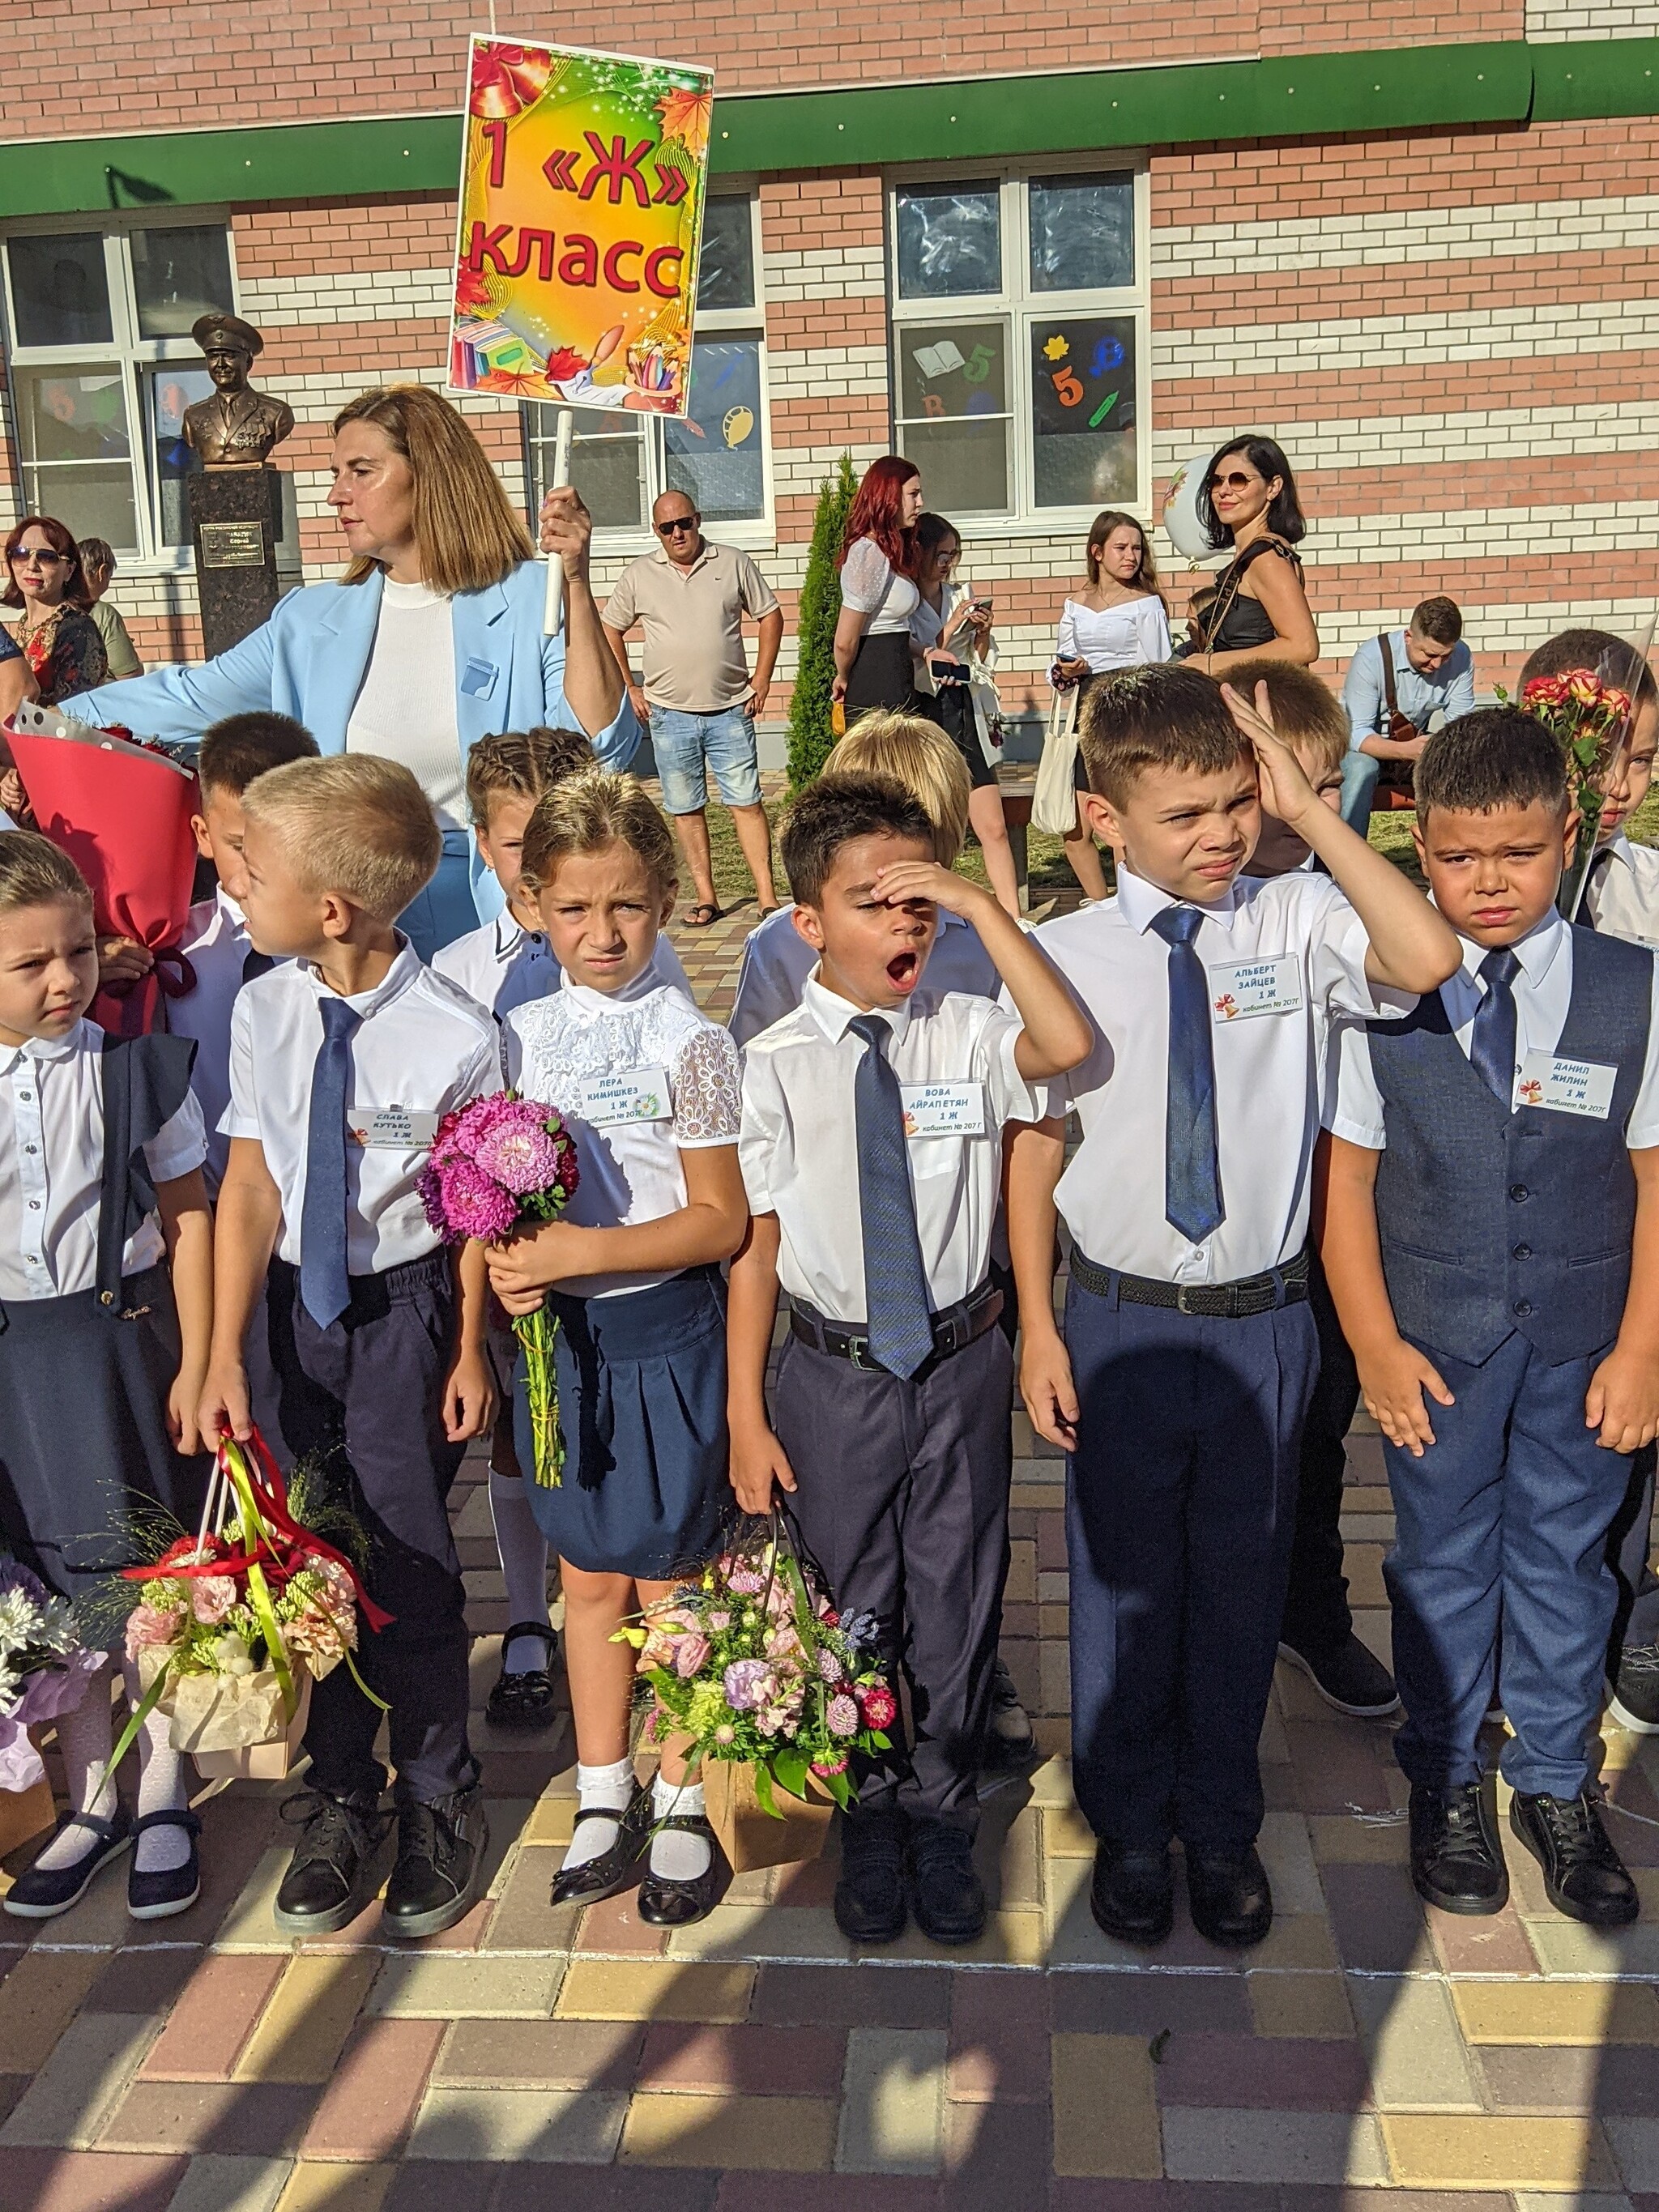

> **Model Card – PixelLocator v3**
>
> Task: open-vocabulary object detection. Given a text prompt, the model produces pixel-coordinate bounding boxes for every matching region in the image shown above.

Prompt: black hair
[914,512,961,562]
[780,775,936,907]
[1196,436,1307,550]
[1415,708,1568,824]
[1078,663,1250,808]
[198,712,320,799]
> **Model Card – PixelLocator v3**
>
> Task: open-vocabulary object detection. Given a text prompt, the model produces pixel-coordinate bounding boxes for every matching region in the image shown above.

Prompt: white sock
[561,1756,637,1873]
[650,1773,710,1882]
[34,1660,117,1872]
[489,1468,552,1673]
[124,1660,193,1874]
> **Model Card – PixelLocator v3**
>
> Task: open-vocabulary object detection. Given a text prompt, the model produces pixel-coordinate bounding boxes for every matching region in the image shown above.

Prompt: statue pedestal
[188,468,283,658]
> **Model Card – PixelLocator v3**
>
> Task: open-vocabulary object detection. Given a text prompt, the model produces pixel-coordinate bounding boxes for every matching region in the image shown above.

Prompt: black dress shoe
[834,1808,909,1944]
[3,1807,133,1921]
[273,1788,387,1937]
[1187,1845,1273,1948]
[637,1814,725,1927]
[383,1784,489,1941]
[1090,1839,1174,1948]
[128,1809,203,1921]
[980,1654,1040,1777]
[1278,1634,1401,1719]
[1409,1782,1508,1916]
[1510,1789,1640,1928]
[909,1818,987,1946]
[486,1622,561,1733]
[550,1781,652,1907]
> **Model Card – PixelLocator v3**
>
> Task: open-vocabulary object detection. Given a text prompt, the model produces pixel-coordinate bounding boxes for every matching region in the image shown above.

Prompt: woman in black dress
[1180,437,1319,677]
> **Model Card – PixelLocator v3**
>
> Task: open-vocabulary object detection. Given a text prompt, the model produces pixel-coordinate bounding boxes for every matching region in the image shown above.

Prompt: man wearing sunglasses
[602,491,783,926]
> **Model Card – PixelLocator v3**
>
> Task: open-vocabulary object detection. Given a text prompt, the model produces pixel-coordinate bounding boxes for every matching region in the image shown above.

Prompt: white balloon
[1161,451,1229,566]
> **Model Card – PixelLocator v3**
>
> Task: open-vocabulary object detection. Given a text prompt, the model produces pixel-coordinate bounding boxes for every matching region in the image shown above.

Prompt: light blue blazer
[62,560,642,919]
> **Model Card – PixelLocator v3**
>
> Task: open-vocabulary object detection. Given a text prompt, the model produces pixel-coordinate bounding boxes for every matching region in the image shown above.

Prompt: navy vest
[1368,926,1653,1365]
[96,1031,197,1309]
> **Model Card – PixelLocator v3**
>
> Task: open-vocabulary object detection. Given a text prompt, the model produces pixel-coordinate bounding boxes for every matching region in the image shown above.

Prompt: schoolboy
[729,777,1092,1946]
[1010,663,1459,1950]
[1320,710,1659,1926]
[197,755,500,1941]
[172,713,320,1194]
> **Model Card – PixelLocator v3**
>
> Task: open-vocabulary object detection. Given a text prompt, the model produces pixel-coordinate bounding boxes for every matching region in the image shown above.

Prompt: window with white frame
[887,167,1149,522]
[2,220,237,560]
[523,191,770,537]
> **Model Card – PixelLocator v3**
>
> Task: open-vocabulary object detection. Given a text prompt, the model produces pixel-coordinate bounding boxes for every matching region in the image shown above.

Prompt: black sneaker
[273,1788,387,1937]
[1609,1643,1659,1735]
[1277,1634,1401,1719]
[382,1785,489,1941]
[980,1654,1040,1776]
[834,1808,909,1945]
[1509,1789,1640,1928]
[908,1818,987,1946]
[1408,1782,1508,1916]
[1089,1839,1174,1948]
[1186,1845,1274,1949]
[485,1622,561,1733]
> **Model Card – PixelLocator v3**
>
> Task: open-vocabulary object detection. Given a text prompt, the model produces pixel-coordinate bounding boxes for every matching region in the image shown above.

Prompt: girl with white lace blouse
[484,770,748,1930]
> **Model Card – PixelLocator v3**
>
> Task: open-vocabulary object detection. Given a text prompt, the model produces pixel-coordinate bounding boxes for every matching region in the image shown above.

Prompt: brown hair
[518,769,678,902]
[1224,659,1348,778]
[1085,509,1159,595]
[1416,709,1567,824]
[2,516,92,611]
[465,727,593,828]
[1079,663,1249,808]
[332,386,535,597]
[241,756,441,922]
[198,712,319,800]
[0,829,92,915]
[824,712,971,868]
[1519,627,1658,706]
[779,775,935,908]
[1410,595,1463,647]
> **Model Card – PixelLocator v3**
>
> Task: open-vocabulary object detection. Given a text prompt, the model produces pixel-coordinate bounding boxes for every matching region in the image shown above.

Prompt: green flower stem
[517,1306,564,1487]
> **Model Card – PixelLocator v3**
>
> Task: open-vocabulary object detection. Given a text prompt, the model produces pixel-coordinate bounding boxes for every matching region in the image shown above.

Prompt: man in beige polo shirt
[603,492,784,925]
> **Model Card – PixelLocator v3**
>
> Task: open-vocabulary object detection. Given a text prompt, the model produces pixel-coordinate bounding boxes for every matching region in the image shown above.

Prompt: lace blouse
[840,536,920,637]
[505,970,741,1299]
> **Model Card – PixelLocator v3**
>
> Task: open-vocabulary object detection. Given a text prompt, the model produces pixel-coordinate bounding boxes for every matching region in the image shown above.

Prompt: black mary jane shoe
[128,1809,203,1921]
[637,1813,725,1928]
[485,1622,561,1733]
[550,1780,652,1907]
[3,1807,133,1921]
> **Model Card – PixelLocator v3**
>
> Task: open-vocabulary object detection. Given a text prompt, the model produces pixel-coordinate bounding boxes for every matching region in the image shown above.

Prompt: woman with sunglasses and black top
[1177,437,1319,676]
[2,518,107,707]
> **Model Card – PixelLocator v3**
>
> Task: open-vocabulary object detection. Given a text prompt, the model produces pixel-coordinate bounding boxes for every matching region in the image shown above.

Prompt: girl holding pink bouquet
[484,770,748,1928]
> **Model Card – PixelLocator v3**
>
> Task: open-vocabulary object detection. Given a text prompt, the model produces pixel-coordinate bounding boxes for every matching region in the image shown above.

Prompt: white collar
[0,1015,91,1074]
[298,938,422,1017]
[1456,909,1566,991]
[215,886,249,938]
[802,970,912,1047]
[560,961,665,1018]
[1597,829,1636,872]
[1115,864,1242,936]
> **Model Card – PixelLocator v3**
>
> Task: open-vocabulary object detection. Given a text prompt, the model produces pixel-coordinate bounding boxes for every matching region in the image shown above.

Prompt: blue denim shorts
[650,705,762,815]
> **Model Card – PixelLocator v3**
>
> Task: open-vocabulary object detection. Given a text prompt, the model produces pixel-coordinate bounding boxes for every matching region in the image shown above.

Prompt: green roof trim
[0,39,1650,219]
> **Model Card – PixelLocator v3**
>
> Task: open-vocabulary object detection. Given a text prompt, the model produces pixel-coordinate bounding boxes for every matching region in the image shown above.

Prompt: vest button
[1508,1184,1529,1201]
[1512,1244,1532,1260]
[1513,1299,1533,1318]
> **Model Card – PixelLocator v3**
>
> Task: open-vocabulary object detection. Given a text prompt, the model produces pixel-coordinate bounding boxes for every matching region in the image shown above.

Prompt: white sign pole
[542,407,577,636]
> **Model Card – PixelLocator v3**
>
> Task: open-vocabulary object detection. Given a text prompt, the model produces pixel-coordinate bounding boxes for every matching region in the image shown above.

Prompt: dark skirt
[924,680,999,791]
[518,1264,729,1580]
[0,1263,209,1600]
[845,630,924,718]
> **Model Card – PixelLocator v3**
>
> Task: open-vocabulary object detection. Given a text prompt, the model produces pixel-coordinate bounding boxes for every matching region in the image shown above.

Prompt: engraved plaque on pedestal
[189,467,282,656]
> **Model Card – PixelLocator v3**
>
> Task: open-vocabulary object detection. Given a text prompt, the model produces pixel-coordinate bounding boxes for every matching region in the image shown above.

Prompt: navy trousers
[1607,1442,1659,1654]
[1065,1273,1317,1852]
[1279,1255,1360,1659]
[245,1251,475,1805]
[1384,1328,1631,1799]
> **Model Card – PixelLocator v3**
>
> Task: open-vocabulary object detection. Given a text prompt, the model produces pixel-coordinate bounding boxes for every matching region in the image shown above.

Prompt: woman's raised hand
[538,484,595,578]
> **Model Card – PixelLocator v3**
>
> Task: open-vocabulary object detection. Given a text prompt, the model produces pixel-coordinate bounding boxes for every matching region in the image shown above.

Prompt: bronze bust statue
[183,313,294,468]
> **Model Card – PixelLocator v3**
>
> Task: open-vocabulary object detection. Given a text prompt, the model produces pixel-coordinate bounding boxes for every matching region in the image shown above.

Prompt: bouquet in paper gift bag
[0,1561,104,1800]
[616,1517,898,1873]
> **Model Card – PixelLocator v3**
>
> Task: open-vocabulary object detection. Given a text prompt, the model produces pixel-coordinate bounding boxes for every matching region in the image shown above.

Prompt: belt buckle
[1176,1285,1196,1315]
[847,1336,872,1370]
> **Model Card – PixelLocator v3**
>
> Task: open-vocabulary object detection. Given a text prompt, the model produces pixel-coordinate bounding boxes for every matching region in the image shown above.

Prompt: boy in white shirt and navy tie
[1010,664,1459,1951]
[198,756,499,1942]
[730,777,1092,1946]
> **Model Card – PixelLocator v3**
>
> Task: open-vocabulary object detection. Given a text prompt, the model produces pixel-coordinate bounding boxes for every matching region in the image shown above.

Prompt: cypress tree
[786,453,858,792]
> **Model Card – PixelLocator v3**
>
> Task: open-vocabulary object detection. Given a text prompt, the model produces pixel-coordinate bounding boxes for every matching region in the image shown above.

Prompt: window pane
[894,183,1000,300]
[131,225,235,339]
[525,402,646,532]
[896,318,1008,424]
[1029,314,1138,507]
[697,198,755,312]
[146,366,212,546]
[7,233,113,347]
[12,365,138,548]
[1029,173,1136,292]
[898,419,1010,518]
[665,337,764,521]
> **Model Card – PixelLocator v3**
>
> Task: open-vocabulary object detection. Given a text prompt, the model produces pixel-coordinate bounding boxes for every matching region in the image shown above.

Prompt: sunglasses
[1207,471,1258,492]
[655,517,697,536]
[11,547,65,565]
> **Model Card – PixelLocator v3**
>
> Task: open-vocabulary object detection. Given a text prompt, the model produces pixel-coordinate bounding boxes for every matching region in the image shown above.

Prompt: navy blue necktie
[241,947,275,985]
[1149,904,1225,1245]
[849,1013,936,1379]
[1469,947,1520,1107]
[299,997,362,1328]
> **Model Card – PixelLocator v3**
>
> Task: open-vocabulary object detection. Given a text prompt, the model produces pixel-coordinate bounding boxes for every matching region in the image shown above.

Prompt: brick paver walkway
[4,893,1659,2212]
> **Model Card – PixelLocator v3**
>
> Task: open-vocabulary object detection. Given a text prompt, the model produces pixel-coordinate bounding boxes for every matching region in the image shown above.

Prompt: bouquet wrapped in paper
[0,1560,104,1795]
[616,1516,898,1873]
[420,1092,580,1485]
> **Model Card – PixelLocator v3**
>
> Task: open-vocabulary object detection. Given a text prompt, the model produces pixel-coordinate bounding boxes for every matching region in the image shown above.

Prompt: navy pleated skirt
[518,1264,729,1580]
[0,1263,210,1601]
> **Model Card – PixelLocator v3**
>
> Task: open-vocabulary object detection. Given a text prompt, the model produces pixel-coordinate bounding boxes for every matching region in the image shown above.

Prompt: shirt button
[1512,1244,1532,1260]
[17,1092,31,1104]
[27,1200,40,1211]
[22,1144,36,1154]
[1513,1299,1533,1318]
[1508,1184,1529,1202]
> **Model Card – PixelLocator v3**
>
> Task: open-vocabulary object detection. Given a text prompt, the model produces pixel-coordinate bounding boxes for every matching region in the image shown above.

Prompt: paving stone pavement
[6,887,1659,2212]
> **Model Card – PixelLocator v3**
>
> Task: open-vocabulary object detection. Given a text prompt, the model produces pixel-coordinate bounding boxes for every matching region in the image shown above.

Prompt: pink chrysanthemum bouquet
[419,1093,580,1485]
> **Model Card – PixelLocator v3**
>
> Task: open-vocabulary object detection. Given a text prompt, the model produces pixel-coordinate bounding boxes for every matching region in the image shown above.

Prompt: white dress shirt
[729,906,999,1050]
[739,974,1042,1320]
[1586,831,1659,949]
[169,887,269,1194]
[1038,867,1414,1285]
[505,969,742,1300]
[0,1019,207,1301]
[434,912,693,1028]
[1328,911,1659,1152]
[223,941,498,1273]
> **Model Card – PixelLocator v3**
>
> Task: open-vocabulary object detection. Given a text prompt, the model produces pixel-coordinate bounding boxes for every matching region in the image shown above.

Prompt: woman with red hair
[832,456,926,719]
[2,517,106,707]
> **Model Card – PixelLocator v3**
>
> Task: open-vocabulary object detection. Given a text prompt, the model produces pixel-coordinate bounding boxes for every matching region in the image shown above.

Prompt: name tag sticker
[1209,953,1303,1023]
[1514,1049,1616,1120]
[578,1067,672,1126]
[900,1080,987,1137]
[348,1106,439,1149]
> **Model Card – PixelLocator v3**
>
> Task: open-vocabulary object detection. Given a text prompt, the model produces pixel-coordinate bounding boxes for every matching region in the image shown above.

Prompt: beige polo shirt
[603,539,780,714]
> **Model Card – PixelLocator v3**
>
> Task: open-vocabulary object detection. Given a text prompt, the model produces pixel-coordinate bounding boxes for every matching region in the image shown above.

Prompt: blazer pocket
[1388,1238,1463,1264]
[1567,1248,1625,1269]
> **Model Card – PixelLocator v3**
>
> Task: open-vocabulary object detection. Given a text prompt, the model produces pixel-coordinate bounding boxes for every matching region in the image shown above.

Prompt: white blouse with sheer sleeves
[840,537,920,636]
[505,970,742,1300]
[1056,595,1172,672]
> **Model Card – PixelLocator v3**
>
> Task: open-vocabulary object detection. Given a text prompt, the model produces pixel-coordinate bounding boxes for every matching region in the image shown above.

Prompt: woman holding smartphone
[911,510,1019,915]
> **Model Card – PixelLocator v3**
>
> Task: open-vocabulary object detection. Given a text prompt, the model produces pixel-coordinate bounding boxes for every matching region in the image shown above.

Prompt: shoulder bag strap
[1378,633,1400,723]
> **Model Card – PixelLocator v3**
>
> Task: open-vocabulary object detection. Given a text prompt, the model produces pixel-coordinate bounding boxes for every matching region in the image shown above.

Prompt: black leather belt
[1069,1245,1311,1319]
[789,1281,1004,1370]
